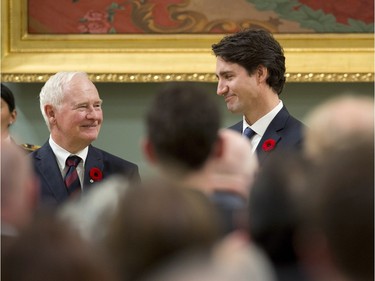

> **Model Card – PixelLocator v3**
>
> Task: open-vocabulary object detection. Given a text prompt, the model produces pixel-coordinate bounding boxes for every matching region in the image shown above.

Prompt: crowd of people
[1,28,373,281]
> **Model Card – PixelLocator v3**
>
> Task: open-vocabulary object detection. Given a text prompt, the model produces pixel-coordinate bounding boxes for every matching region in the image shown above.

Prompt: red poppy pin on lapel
[262,139,276,152]
[89,167,103,183]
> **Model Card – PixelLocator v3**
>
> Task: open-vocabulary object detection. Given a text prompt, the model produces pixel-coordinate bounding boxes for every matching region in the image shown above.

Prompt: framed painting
[1,0,374,83]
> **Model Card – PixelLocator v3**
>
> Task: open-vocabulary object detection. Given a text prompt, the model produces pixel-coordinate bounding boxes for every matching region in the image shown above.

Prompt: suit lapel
[256,106,290,164]
[35,143,68,202]
[229,108,292,164]
[83,145,104,191]
[228,121,243,134]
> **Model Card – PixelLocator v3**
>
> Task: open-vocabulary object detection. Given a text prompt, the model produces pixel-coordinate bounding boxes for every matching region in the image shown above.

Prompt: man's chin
[227,105,240,114]
[81,133,99,143]
[81,127,100,135]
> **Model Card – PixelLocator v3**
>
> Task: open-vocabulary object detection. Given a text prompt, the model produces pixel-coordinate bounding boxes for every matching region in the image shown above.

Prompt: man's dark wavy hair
[212,28,286,95]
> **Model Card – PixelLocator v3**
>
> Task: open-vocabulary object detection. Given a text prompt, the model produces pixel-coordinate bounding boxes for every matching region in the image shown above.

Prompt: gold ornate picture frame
[1,0,374,83]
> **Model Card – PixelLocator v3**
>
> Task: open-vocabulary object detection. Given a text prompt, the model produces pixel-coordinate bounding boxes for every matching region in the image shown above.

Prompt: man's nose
[217,81,228,96]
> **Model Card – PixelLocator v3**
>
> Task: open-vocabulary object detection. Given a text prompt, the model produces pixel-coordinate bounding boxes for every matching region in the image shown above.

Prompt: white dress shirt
[49,136,88,189]
[243,101,283,153]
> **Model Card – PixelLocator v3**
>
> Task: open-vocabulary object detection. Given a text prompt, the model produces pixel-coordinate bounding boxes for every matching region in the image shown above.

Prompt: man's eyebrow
[75,102,88,107]
[217,70,233,77]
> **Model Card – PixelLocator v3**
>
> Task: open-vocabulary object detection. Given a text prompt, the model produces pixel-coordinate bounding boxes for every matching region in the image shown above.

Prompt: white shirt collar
[49,136,88,172]
[243,100,283,137]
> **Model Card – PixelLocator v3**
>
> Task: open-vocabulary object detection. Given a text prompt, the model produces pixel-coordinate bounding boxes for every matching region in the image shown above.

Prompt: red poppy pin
[262,139,276,152]
[89,167,103,183]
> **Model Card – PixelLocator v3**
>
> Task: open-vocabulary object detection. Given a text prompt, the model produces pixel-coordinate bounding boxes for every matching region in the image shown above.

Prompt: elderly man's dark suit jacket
[229,106,305,166]
[30,142,141,206]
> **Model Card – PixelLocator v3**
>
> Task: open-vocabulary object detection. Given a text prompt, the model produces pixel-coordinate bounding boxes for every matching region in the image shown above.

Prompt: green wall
[4,82,374,178]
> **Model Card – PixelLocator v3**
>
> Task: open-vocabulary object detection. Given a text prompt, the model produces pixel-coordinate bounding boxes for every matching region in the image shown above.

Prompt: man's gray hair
[39,72,88,131]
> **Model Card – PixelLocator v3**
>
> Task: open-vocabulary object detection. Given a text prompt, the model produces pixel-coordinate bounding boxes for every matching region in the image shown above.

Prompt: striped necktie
[64,155,82,196]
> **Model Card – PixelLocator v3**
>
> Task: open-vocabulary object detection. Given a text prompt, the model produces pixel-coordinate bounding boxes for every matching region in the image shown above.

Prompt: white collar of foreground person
[58,175,131,244]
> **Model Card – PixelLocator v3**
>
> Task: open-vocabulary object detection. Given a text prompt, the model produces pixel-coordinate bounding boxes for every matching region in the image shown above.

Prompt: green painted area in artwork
[247,0,374,32]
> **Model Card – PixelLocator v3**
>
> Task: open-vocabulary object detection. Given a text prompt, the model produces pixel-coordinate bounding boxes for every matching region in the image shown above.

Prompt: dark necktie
[64,155,82,196]
[243,127,256,139]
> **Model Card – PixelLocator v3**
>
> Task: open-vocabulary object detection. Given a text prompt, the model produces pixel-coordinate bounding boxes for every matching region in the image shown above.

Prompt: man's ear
[44,105,55,123]
[256,65,268,84]
[141,138,157,164]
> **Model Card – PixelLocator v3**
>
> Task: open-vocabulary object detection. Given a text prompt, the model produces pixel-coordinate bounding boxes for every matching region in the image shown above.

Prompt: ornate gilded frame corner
[1,0,374,83]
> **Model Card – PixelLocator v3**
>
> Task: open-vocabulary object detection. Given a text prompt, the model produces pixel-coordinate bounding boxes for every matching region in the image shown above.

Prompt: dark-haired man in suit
[212,28,305,165]
[31,72,140,207]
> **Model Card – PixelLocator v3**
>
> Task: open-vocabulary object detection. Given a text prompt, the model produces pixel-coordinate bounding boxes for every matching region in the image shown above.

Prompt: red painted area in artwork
[28,0,188,34]
[28,0,138,33]
[27,0,374,34]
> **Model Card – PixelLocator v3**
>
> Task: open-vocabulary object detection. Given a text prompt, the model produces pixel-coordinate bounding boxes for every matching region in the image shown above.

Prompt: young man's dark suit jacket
[30,142,141,207]
[229,106,305,166]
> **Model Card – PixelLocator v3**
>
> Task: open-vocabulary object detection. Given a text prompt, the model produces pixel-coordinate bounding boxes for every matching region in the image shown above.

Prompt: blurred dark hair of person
[106,179,221,281]
[298,138,374,281]
[1,141,39,251]
[2,213,119,281]
[248,150,312,281]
